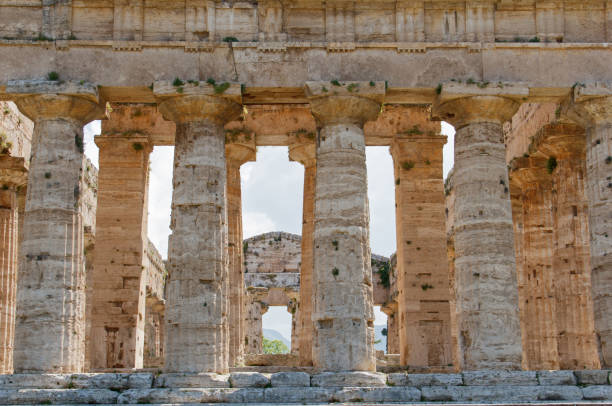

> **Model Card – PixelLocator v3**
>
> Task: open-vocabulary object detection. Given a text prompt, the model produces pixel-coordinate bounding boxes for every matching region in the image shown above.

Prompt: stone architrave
[0,157,27,374]
[7,80,102,373]
[289,141,316,366]
[155,81,242,373]
[226,142,256,367]
[433,82,525,370]
[566,83,612,367]
[305,81,384,372]
[89,131,152,370]
[390,132,452,368]
[511,157,560,370]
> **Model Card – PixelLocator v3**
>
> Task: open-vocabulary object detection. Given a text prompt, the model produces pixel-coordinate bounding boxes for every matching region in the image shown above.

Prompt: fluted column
[305,81,384,371]
[9,81,102,372]
[537,123,600,369]
[568,84,612,367]
[155,82,242,373]
[0,157,27,374]
[433,83,524,370]
[511,157,559,370]
[390,133,452,367]
[288,142,316,366]
[226,143,255,367]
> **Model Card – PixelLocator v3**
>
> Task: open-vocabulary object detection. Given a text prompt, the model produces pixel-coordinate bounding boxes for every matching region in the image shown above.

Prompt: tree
[262,338,289,354]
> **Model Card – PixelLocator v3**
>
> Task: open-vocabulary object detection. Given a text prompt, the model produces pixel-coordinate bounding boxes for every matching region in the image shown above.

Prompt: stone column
[244,293,268,354]
[226,143,255,367]
[305,81,384,371]
[390,133,452,367]
[288,142,316,366]
[287,298,299,355]
[381,303,400,354]
[0,157,27,374]
[155,82,242,373]
[511,157,559,370]
[9,81,102,372]
[90,134,152,370]
[536,123,601,370]
[568,84,612,367]
[433,83,524,370]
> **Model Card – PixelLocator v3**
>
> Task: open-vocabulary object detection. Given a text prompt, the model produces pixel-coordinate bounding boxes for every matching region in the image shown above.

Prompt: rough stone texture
[289,142,316,367]
[387,372,462,387]
[262,387,335,403]
[143,243,166,370]
[90,127,152,370]
[0,388,119,405]
[334,386,422,403]
[157,90,242,373]
[421,385,583,402]
[117,387,265,404]
[582,385,612,400]
[244,293,267,355]
[10,83,102,373]
[229,372,270,388]
[226,143,255,367]
[390,130,452,368]
[270,371,310,387]
[153,373,230,388]
[569,84,612,368]
[307,82,384,372]
[462,370,538,386]
[311,371,386,387]
[68,373,153,389]
[574,369,611,385]
[537,370,577,386]
[434,87,523,370]
[243,231,301,274]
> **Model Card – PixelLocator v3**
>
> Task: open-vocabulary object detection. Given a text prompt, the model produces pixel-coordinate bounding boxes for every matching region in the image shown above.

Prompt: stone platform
[0,370,611,404]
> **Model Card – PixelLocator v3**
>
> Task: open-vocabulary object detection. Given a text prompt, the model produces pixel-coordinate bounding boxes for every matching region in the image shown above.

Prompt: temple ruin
[0,0,611,403]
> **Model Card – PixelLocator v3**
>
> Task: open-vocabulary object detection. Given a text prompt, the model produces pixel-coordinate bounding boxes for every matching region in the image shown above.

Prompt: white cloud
[242,211,277,239]
[442,121,455,179]
[83,121,100,168]
[147,146,174,258]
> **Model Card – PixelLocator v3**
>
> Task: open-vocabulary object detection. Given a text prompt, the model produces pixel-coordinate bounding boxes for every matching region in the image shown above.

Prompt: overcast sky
[83,121,455,344]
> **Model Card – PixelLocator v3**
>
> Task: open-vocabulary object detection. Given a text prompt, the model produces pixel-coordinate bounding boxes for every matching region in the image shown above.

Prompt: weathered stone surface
[0,374,71,389]
[434,90,523,371]
[229,372,270,388]
[270,371,310,387]
[0,388,118,405]
[537,370,577,386]
[311,371,386,387]
[117,388,264,404]
[575,369,610,385]
[153,373,229,388]
[69,373,152,389]
[462,370,538,386]
[12,89,102,373]
[582,385,612,400]
[421,385,583,402]
[262,387,335,403]
[387,373,462,387]
[334,386,421,403]
[307,83,382,372]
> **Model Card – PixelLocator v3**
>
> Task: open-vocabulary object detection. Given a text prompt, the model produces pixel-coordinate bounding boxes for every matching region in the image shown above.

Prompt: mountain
[374,324,387,352]
[263,328,291,349]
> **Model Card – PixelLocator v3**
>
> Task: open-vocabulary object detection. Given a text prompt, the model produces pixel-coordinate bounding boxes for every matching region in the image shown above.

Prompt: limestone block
[229,372,270,388]
[118,387,265,404]
[583,385,612,400]
[0,375,71,389]
[334,387,421,403]
[0,389,119,405]
[462,370,538,386]
[421,385,583,402]
[387,373,462,387]
[537,370,577,386]
[575,370,610,385]
[270,372,310,387]
[262,387,335,403]
[311,371,386,387]
[69,373,152,389]
[153,373,230,388]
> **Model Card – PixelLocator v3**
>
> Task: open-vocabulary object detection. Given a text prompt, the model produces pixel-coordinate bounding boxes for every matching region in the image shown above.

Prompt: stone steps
[0,370,610,404]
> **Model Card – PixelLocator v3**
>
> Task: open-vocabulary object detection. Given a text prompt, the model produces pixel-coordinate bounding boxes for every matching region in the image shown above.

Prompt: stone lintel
[154,81,242,104]
[5,80,99,104]
[438,81,529,102]
[304,81,386,102]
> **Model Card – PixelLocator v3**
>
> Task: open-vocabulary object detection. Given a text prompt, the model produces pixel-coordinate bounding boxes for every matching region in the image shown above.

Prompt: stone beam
[9,80,103,373]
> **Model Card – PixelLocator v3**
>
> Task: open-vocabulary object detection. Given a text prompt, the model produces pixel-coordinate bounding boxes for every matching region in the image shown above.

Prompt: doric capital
[7,82,103,124]
[154,81,243,125]
[304,81,385,126]
[531,123,586,159]
[389,133,447,161]
[288,142,316,167]
[509,156,552,188]
[226,143,256,166]
[102,103,176,146]
[432,82,527,128]
[566,82,612,128]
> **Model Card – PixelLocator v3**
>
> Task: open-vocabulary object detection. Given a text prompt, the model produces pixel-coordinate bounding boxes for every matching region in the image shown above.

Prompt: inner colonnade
[0,77,610,376]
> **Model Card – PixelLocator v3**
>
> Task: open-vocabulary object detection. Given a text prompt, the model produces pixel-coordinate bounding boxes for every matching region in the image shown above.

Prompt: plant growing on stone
[223,36,238,42]
[421,283,433,291]
[401,161,415,171]
[214,82,230,94]
[206,78,216,85]
[172,77,184,87]
[132,142,144,151]
[332,267,339,277]
[547,157,558,174]
[332,240,338,250]
[75,135,84,153]
[347,83,359,92]
[605,156,611,164]
[369,81,376,87]
[330,79,341,87]
[47,71,59,81]
[436,84,442,94]
[44,172,51,179]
